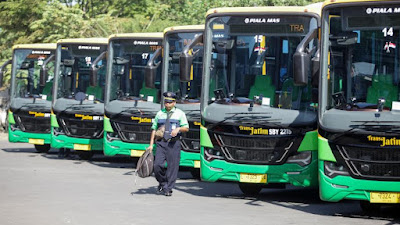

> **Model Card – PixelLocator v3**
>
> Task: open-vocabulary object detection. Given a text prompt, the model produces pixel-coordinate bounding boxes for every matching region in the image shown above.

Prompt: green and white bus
[8,43,56,153]
[198,5,321,194]
[317,0,400,210]
[103,33,163,158]
[51,38,108,159]
[162,25,204,178]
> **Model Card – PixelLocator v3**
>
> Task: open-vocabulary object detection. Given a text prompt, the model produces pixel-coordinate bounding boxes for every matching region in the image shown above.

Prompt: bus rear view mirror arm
[180,33,204,82]
[90,51,107,87]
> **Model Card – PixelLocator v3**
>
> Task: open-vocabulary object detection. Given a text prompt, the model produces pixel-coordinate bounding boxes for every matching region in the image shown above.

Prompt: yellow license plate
[130,150,145,157]
[370,192,400,203]
[73,144,91,151]
[240,173,267,183]
[28,139,44,145]
[194,160,200,168]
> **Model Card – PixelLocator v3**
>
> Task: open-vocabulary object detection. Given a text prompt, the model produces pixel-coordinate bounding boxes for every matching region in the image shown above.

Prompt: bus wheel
[238,183,262,196]
[34,144,51,153]
[77,151,94,160]
[189,168,200,179]
[360,201,381,213]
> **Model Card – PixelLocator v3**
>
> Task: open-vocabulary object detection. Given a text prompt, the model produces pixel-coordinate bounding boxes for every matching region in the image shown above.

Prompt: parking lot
[0,135,399,225]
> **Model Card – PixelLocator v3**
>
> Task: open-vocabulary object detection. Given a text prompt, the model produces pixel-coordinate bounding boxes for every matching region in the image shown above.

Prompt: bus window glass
[109,39,162,102]
[327,6,400,111]
[57,44,107,101]
[207,16,318,110]
[13,49,55,100]
[166,32,203,101]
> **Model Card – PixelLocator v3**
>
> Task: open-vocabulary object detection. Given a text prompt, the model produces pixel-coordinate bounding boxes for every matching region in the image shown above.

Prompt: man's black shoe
[157,185,163,194]
[164,191,172,197]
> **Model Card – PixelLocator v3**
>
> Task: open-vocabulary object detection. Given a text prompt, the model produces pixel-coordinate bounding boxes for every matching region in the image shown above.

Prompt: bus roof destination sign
[342,4,400,30]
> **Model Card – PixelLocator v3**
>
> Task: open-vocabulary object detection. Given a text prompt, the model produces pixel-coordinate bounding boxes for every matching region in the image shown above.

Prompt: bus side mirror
[311,50,320,88]
[180,33,203,82]
[0,59,12,87]
[145,48,162,88]
[90,67,98,86]
[293,52,310,86]
[39,55,55,86]
[293,29,318,86]
[90,51,107,86]
[179,53,193,82]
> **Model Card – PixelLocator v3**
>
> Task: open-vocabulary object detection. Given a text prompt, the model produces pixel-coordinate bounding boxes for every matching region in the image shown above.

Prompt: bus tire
[34,144,51,153]
[77,151,94,160]
[238,183,262,196]
[360,201,381,213]
[189,168,200,179]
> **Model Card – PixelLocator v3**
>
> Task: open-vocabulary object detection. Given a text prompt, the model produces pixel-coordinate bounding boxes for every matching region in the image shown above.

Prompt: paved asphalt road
[0,136,399,225]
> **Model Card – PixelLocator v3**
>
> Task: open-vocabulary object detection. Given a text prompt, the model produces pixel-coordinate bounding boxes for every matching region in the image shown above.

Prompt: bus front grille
[212,132,298,165]
[15,114,51,133]
[112,121,152,143]
[59,118,103,139]
[181,128,200,153]
[336,145,400,180]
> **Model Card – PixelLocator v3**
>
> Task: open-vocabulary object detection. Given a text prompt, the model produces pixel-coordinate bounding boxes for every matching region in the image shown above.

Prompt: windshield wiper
[111,106,154,118]
[182,109,200,116]
[117,96,142,101]
[59,104,95,114]
[239,118,284,127]
[209,112,271,129]
[17,104,48,112]
[359,124,400,134]
[332,121,400,141]
[351,120,400,134]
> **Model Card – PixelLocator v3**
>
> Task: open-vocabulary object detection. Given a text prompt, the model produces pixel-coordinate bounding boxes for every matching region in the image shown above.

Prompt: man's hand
[171,127,180,137]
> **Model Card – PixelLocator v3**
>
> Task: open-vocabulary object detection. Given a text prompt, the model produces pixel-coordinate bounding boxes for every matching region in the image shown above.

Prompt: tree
[0,0,46,59]
[29,2,86,43]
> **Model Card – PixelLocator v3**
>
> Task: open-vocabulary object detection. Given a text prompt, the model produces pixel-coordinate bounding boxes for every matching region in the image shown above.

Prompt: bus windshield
[56,44,107,101]
[205,15,318,111]
[325,5,400,111]
[13,49,55,100]
[165,32,203,102]
[109,39,162,102]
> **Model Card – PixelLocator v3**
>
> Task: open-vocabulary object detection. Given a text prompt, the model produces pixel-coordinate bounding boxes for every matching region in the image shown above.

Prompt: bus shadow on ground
[1,147,40,155]
[88,155,138,169]
[134,176,400,222]
[41,150,139,169]
[261,189,400,222]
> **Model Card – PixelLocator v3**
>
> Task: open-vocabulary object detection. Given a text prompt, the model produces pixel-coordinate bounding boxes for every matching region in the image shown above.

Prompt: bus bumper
[319,160,400,202]
[8,126,51,144]
[201,150,318,187]
[180,150,200,168]
[103,133,149,157]
[51,132,103,151]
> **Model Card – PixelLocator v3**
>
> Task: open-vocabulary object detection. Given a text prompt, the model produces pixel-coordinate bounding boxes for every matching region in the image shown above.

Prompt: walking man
[147,91,189,196]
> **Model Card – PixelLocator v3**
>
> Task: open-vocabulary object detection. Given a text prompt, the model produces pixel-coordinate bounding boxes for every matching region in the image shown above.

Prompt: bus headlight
[106,131,120,142]
[52,126,65,136]
[287,151,312,167]
[10,123,21,131]
[204,147,224,162]
[324,161,349,178]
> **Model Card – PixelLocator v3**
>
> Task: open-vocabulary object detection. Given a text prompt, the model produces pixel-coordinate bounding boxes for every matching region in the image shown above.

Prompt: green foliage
[29,2,86,43]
